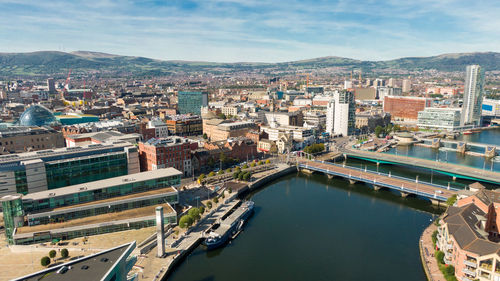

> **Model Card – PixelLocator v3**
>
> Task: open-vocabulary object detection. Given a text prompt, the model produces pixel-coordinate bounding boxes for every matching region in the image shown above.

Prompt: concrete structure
[384,96,432,122]
[1,168,180,245]
[482,99,500,117]
[263,111,303,127]
[177,91,209,115]
[333,91,355,136]
[326,100,335,135]
[355,112,391,132]
[138,136,193,177]
[166,115,203,136]
[203,119,257,142]
[417,108,462,131]
[12,242,137,281]
[0,142,139,196]
[354,87,377,100]
[148,119,169,138]
[46,78,56,94]
[65,131,141,147]
[221,105,240,116]
[0,126,65,153]
[461,65,485,127]
[156,206,165,257]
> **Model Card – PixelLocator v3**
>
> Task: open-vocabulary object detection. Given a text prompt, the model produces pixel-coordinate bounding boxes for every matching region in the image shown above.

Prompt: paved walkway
[420,223,446,281]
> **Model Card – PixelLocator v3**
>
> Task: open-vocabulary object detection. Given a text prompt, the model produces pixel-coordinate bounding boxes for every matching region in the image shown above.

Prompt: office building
[461,65,485,126]
[177,91,209,115]
[482,99,500,117]
[0,126,65,153]
[165,115,203,136]
[46,78,56,94]
[1,168,180,245]
[333,91,355,136]
[402,79,412,93]
[384,96,432,122]
[138,136,193,177]
[0,142,139,196]
[354,87,377,100]
[203,119,257,142]
[417,108,461,131]
[263,111,303,127]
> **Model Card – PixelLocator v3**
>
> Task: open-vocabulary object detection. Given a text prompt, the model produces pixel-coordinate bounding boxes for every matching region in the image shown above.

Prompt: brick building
[138,136,197,177]
[383,96,432,122]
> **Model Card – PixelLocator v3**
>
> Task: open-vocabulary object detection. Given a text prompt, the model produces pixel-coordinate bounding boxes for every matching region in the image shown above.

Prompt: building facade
[0,142,139,196]
[384,96,432,122]
[166,115,203,136]
[0,126,65,154]
[334,91,355,136]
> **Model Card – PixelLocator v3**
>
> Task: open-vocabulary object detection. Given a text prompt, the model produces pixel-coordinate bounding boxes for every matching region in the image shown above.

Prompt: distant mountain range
[0,51,498,78]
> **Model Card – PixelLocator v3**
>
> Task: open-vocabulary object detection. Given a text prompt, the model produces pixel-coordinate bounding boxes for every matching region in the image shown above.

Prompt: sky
[0,0,499,62]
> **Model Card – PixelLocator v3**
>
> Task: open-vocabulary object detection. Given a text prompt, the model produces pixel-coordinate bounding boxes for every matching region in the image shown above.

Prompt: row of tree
[40,249,69,267]
[179,207,205,228]
[374,124,401,138]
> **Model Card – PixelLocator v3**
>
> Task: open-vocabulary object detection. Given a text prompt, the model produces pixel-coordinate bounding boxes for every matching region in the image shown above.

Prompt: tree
[218,170,224,175]
[207,157,215,167]
[49,250,56,260]
[220,152,228,164]
[226,168,232,173]
[436,251,445,264]
[238,172,244,180]
[375,126,383,138]
[446,194,457,206]
[250,162,256,167]
[202,133,208,139]
[41,256,51,267]
[233,172,239,179]
[207,201,212,209]
[265,159,271,164]
[61,248,69,259]
[228,187,233,193]
[258,160,263,165]
[431,230,438,247]
[242,164,248,169]
[188,208,201,221]
[242,172,251,181]
[179,215,194,228]
[213,197,219,204]
[208,171,215,177]
[199,206,205,214]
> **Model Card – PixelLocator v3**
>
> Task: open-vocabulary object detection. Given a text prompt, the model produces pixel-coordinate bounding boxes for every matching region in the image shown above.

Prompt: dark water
[167,174,439,281]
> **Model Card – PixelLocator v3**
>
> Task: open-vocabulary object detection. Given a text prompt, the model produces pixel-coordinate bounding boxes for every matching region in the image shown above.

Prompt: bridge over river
[340,149,500,185]
[297,159,458,204]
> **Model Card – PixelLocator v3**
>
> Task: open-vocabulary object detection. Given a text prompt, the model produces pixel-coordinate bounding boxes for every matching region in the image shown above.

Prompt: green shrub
[61,248,69,259]
[218,170,224,175]
[431,230,438,247]
[207,201,212,209]
[242,164,248,169]
[188,208,201,221]
[199,206,205,214]
[41,256,51,267]
[258,160,263,165]
[208,171,215,177]
[446,195,457,206]
[213,197,219,204]
[49,250,56,259]
[436,251,445,264]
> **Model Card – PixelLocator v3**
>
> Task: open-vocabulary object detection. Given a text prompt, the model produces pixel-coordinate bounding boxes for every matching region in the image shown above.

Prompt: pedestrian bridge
[297,159,459,204]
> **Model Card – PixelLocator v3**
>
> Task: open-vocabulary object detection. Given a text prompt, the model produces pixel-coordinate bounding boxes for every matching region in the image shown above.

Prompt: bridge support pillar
[485,146,496,158]
[327,174,335,179]
[452,176,457,181]
[373,185,383,191]
[400,191,409,198]
[430,199,441,206]
[431,138,441,149]
[300,168,314,175]
[349,179,357,185]
[457,142,467,154]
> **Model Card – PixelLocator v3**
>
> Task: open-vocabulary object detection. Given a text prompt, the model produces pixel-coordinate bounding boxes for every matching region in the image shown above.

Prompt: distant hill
[0,51,498,77]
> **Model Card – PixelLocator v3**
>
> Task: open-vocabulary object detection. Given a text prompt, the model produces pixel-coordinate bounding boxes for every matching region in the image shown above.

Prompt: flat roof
[16,203,175,234]
[21,168,182,201]
[13,242,134,281]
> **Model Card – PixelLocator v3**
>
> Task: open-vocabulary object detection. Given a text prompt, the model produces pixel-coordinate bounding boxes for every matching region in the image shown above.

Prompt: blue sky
[0,0,499,62]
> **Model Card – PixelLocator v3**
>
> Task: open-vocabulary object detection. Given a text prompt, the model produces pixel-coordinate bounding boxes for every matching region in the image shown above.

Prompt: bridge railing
[308,159,460,192]
[299,163,449,201]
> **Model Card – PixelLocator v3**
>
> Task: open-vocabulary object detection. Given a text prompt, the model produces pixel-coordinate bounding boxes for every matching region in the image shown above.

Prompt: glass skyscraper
[461,65,485,126]
[178,91,208,115]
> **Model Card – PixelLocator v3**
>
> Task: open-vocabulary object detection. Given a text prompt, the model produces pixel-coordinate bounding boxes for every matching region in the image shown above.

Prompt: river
[167,174,440,281]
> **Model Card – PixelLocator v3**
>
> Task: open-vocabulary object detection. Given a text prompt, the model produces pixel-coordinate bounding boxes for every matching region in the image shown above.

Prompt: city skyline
[0,0,499,63]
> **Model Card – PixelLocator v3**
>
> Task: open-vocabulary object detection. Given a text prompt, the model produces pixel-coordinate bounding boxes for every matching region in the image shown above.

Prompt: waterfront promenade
[341,149,500,184]
[420,223,446,281]
[298,160,457,202]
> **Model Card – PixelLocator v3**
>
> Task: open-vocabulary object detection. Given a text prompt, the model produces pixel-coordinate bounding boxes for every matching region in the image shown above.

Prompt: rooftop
[13,242,134,281]
[19,168,182,201]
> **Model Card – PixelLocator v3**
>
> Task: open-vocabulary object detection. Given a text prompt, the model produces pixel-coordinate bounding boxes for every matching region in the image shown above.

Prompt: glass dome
[19,105,58,127]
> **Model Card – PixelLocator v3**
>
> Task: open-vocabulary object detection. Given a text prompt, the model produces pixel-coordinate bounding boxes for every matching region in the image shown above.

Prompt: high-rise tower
[461,65,485,126]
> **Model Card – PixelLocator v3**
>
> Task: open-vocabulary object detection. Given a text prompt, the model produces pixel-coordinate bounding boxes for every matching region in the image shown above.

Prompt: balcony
[462,268,476,278]
[464,260,477,268]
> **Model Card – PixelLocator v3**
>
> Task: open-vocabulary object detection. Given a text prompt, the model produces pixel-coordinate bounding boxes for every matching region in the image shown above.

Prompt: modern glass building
[417,108,462,131]
[2,168,181,244]
[18,105,60,127]
[178,91,209,115]
[0,142,139,196]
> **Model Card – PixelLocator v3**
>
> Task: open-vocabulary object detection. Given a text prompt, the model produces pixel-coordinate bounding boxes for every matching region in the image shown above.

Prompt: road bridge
[297,159,458,204]
[340,149,500,185]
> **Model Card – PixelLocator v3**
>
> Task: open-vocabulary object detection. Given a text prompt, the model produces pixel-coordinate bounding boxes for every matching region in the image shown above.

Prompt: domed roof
[19,105,58,127]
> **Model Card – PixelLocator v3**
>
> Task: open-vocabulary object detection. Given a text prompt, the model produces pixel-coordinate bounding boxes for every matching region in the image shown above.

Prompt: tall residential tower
[461,65,485,126]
